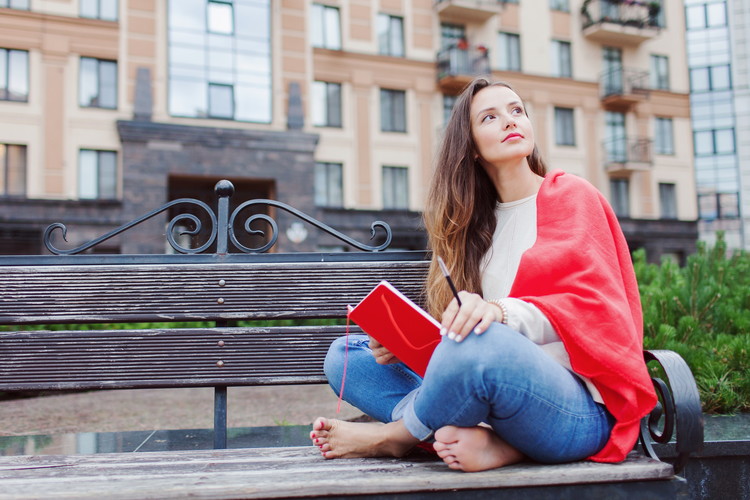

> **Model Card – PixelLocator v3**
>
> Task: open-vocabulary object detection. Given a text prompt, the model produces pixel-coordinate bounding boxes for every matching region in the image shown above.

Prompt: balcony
[434,0,504,23]
[437,44,491,94]
[600,67,650,109]
[581,0,661,45]
[604,137,652,173]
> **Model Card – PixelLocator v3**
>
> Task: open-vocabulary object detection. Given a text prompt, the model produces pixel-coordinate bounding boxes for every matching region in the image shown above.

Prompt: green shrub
[635,233,750,414]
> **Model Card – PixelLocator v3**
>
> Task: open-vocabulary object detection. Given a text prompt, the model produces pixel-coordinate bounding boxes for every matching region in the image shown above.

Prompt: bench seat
[0,447,684,500]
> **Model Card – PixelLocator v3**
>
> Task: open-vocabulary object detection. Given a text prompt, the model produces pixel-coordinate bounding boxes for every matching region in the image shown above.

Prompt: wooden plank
[0,326,366,390]
[0,261,429,324]
[0,447,674,500]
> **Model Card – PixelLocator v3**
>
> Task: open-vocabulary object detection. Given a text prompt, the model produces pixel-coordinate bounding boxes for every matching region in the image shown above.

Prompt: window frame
[650,54,670,90]
[314,161,344,208]
[377,13,405,57]
[380,88,407,133]
[610,178,630,218]
[549,0,569,12]
[80,0,118,21]
[0,48,29,103]
[312,81,342,128]
[0,143,27,197]
[654,117,674,155]
[551,40,572,78]
[497,32,521,72]
[311,3,342,50]
[554,107,576,146]
[382,165,410,210]
[694,128,736,156]
[658,182,678,220]
[79,57,118,109]
[78,149,118,200]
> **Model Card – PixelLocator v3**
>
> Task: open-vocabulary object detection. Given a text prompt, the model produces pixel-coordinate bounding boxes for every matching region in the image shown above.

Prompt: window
[659,183,677,219]
[168,0,272,123]
[551,40,572,78]
[80,0,118,21]
[699,192,739,220]
[554,107,575,146]
[605,111,626,163]
[690,65,731,92]
[79,150,117,200]
[312,81,342,128]
[378,14,404,57]
[694,129,735,155]
[208,83,234,119]
[440,23,465,50]
[443,95,458,125]
[380,89,406,133]
[315,162,343,207]
[79,57,117,109]
[0,143,26,197]
[654,117,674,155]
[382,166,409,209]
[686,2,727,29]
[311,4,341,50]
[610,178,630,217]
[650,55,669,90]
[0,48,29,102]
[0,0,29,9]
[549,0,568,12]
[497,32,521,71]
[207,1,234,34]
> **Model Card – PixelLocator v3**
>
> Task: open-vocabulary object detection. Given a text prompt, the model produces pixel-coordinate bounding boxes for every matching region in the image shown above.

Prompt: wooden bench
[0,181,703,499]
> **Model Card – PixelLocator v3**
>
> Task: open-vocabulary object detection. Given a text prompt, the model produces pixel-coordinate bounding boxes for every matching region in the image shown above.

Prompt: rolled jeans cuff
[399,392,434,441]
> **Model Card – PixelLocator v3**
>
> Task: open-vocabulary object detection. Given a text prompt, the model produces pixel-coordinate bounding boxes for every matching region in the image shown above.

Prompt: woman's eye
[512,107,523,114]
[482,114,495,122]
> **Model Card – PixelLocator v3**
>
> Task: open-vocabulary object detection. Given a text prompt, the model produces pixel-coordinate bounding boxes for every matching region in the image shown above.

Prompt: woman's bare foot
[309,417,419,459]
[433,425,523,472]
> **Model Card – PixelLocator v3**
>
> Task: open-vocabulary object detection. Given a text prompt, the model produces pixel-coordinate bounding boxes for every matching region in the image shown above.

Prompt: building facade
[685,0,750,250]
[0,0,697,259]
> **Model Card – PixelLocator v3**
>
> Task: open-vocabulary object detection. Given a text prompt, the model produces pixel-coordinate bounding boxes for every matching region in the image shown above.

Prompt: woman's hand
[441,291,502,342]
[368,335,401,365]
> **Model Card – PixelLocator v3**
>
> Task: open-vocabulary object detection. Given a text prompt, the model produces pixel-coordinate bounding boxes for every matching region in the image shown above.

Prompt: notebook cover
[348,280,441,377]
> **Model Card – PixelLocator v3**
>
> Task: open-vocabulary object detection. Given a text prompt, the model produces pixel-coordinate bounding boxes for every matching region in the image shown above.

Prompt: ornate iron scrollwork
[639,350,704,474]
[44,180,392,255]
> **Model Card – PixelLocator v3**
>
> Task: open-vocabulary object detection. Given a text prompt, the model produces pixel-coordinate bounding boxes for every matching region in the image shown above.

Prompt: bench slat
[0,326,359,390]
[0,261,429,324]
[0,447,677,500]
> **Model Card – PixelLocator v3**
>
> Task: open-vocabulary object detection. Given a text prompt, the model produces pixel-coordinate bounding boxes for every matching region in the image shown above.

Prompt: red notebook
[348,280,441,377]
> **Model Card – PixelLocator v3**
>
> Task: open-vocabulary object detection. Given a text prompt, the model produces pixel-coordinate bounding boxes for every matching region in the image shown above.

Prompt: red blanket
[509,170,656,462]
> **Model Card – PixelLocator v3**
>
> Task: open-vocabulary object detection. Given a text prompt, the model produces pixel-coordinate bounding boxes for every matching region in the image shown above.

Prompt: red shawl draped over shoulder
[509,170,656,463]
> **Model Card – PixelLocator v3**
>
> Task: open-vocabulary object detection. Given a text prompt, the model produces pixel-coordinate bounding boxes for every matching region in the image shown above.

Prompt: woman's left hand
[440,291,501,343]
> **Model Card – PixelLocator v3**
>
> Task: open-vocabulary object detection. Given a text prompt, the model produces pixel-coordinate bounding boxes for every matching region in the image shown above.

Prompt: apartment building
[685,0,750,250]
[0,0,697,259]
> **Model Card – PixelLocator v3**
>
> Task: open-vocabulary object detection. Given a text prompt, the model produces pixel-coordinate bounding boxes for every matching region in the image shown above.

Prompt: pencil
[437,256,462,307]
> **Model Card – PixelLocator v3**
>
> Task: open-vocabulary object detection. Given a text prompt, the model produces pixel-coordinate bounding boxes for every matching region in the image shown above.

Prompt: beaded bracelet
[488,298,509,324]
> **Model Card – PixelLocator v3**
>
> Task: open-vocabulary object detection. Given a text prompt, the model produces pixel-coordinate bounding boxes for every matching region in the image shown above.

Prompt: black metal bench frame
[0,180,703,492]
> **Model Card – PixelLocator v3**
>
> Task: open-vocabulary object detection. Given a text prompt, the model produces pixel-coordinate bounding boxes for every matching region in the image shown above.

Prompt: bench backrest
[0,253,430,391]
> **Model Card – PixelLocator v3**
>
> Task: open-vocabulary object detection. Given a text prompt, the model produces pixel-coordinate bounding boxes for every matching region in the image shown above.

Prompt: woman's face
[469,85,535,168]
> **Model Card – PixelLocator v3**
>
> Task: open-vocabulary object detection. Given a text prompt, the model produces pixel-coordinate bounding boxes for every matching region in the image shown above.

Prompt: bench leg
[214,386,228,449]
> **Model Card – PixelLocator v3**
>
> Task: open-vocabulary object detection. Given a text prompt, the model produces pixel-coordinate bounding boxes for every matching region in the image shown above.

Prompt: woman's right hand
[368,335,400,365]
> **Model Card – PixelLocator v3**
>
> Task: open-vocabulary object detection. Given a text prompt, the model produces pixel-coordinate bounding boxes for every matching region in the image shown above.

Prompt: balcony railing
[600,67,650,107]
[436,44,491,93]
[581,0,661,45]
[604,137,652,171]
[434,0,505,23]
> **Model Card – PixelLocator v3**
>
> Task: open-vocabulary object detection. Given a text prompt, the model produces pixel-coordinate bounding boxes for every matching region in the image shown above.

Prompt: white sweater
[481,195,603,403]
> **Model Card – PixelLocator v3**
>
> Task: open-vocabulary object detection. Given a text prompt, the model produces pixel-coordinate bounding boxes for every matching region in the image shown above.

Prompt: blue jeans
[324,323,614,463]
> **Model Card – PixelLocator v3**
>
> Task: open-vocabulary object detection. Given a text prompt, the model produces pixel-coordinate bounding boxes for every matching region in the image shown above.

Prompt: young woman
[310,78,656,472]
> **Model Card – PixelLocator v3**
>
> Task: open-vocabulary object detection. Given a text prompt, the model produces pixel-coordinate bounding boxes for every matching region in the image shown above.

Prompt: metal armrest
[639,349,704,473]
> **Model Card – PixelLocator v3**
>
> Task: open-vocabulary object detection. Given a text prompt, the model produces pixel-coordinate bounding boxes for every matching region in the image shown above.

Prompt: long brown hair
[423,78,547,318]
